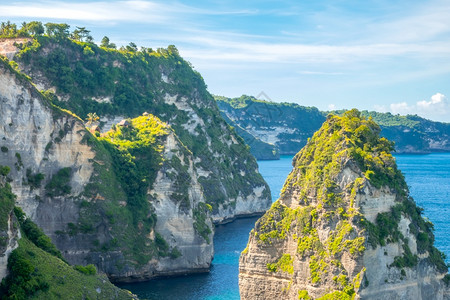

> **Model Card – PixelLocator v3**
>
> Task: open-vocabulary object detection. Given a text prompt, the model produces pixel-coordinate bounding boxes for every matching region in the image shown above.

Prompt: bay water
[118,154,450,299]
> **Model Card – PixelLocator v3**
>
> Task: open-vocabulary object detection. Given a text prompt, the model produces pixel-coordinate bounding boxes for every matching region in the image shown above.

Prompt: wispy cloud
[0,0,257,23]
[2,0,450,117]
[0,1,163,22]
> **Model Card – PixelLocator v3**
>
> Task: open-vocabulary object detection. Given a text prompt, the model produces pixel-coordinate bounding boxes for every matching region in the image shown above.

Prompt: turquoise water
[118,153,450,299]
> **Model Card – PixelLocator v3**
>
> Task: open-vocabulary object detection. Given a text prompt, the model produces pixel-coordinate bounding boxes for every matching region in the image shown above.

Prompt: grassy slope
[9,238,135,300]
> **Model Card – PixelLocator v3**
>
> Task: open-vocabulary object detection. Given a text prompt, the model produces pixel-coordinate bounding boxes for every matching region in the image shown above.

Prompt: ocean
[117,153,450,299]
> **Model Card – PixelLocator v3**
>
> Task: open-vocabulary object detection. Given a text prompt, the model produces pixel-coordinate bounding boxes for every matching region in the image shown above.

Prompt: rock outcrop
[0,168,136,299]
[0,57,213,282]
[0,36,271,223]
[239,110,450,299]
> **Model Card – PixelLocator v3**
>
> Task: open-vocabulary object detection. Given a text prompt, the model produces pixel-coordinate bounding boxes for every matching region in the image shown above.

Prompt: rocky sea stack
[239,110,450,299]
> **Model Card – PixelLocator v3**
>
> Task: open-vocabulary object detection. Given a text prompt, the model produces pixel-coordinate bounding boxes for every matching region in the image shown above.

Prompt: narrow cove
[117,154,450,299]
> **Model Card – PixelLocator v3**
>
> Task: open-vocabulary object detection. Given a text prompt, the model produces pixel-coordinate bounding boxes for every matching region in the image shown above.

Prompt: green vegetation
[281,109,406,208]
[298,290,311,300]
[1,146,8,153]
[443,274,450,286]
[100,115,168,221]
[255,202,313,244]
[26,168,45,189]
[266,254,294,274]
[0,182,132,299]
[0,166,15,233]
[215,95,320,113]
[79,115,179,264]
[327,221,365,256]
[6,21,269,214]
[361,199,446,272]
[0,243,50,299]
[74,264,96,275]
[317,291,352,300]
[193,203,213,243]
[15,152,23,170]
[45,167,72,197]
[21,219,66,262]
[247,109,448,299]
[0,238,134,299]
[390,244,418,269]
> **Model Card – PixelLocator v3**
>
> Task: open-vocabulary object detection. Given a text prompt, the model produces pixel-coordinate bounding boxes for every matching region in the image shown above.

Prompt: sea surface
[118,153,450,299]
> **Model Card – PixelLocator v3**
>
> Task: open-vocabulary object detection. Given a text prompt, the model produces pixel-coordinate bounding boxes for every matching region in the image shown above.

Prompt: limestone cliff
[239,110,450,299]
[216,95,450,159]
[0,35,271,223]
[0,57,214,282]
[0,168,136,299]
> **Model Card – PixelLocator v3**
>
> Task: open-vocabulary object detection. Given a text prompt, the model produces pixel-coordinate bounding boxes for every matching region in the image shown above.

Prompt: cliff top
[281,109,407,206]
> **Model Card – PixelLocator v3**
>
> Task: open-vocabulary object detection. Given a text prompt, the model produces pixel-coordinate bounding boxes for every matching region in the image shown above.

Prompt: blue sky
[2,0,450,122]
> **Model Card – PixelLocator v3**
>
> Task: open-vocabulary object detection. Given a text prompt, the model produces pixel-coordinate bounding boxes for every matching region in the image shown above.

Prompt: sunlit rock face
[239,111,450,300]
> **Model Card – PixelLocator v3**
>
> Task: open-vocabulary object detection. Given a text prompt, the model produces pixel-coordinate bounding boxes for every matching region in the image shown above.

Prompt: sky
[1,0,450,122]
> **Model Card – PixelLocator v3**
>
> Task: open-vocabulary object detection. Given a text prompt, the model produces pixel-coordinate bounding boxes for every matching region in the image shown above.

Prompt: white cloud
[390,102,415,115]
[328,104,336,110]
[378,93,450,122]
[417,92,448,111]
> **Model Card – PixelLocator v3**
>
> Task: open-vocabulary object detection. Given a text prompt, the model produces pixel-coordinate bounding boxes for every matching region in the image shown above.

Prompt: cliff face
[239,110,450,299]
[216,95,326,157]
[216,95,450,159]
[0,167,20,280]
[0,58,214,281]
[0,169,135,299]
[2,37,271,223]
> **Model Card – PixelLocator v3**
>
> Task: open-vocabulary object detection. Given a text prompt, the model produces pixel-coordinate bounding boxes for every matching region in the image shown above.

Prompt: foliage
[11,29,268,210]
[298,290,311,300]
[26,168,45,189]
[0,238,133,299]
[80,115,177,264]
[316,291,352,300]
[100,115,167,223]
[193,203,213,243]
[247,109,449,298]
[266,254,294,274]
[74,264,96,275]
[256,202,312,244]
[0,166,15,232]
[19,218,66,262]
[100,36,116,49]
[0,248,50,299]
[71,27,93,43]
[390,244,418,269]
[45,167,72,197]
[444,274,450,286]
[44,23,70,39]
